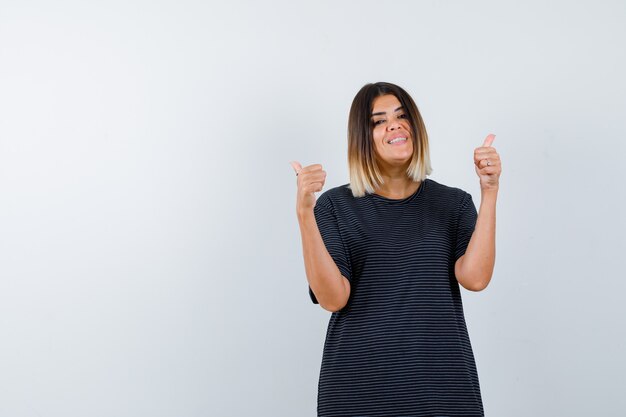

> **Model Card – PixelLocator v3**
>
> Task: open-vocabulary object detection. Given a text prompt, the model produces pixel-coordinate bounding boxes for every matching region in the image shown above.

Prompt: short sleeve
[307,202,352,304]
[454,192,478,262]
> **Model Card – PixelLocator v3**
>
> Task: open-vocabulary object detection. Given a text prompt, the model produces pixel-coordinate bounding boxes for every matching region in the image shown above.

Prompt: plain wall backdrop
[1,0,625,416]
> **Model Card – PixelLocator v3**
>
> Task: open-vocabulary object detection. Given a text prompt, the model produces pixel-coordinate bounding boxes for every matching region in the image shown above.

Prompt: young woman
[291,82,501,416]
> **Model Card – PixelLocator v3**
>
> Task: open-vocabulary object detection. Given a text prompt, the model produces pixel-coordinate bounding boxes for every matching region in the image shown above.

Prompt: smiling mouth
[387,137,407,144]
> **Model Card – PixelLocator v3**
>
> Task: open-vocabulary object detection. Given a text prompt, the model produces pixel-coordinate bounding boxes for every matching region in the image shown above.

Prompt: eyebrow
[371,106,404,117]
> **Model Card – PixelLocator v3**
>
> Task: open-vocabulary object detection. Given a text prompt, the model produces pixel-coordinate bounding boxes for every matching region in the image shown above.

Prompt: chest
[339,203,456,265]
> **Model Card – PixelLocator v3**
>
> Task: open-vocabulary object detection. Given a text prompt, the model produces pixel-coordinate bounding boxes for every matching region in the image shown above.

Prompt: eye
[373,119,385,125]
[398,113,408,119]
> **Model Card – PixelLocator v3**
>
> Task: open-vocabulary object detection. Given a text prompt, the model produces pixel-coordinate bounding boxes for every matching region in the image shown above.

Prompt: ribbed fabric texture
[308,178,484,417]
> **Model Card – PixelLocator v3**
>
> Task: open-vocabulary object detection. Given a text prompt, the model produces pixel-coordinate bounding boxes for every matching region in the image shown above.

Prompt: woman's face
[370,94,413,171]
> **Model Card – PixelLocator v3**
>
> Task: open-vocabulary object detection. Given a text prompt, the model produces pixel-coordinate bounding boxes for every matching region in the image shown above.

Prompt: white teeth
[388,137,407,144]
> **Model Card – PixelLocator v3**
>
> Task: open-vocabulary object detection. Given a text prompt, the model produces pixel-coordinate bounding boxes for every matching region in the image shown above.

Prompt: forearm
[297,209,348,311]
[455,189,497,291]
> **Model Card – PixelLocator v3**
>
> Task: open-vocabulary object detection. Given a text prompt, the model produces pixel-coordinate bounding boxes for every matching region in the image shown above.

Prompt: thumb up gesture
[290,161,327,215]
[474,134,501,191]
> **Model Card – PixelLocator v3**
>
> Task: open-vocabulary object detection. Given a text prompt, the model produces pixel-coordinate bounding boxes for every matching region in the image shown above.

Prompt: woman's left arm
[455,134,501,291]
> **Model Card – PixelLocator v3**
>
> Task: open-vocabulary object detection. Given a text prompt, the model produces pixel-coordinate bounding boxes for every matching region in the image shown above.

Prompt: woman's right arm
[291,161,351,312]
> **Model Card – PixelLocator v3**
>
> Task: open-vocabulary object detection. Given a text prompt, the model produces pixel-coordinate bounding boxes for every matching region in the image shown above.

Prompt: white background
[1,1,625,416]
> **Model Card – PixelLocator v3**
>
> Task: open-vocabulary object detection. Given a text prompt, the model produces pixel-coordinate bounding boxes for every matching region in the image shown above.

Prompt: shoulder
[423,179,474,216]
[315,183,353,213]
[426,178,470,198]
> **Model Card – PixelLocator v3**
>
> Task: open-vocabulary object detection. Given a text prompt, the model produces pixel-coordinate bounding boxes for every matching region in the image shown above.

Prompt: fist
[474,134,501,191]
[290,161,327,213]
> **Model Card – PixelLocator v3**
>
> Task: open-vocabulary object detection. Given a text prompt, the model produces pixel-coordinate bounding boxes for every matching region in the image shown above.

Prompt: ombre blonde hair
[347,82,432,197]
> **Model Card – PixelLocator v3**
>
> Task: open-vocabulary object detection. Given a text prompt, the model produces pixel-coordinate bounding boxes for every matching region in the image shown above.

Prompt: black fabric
[307,178,483,416]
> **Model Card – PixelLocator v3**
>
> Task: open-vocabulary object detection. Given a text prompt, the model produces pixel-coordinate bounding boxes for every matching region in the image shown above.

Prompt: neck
[375,167,421,199]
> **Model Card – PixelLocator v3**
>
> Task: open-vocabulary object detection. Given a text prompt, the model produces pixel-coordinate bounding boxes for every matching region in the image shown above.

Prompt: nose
[387,118,401,131]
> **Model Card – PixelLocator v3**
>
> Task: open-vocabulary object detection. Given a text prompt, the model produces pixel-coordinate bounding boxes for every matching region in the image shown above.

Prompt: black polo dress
[308,178,484,417]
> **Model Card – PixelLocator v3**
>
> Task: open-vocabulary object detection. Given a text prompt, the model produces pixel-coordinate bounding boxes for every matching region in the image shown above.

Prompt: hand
[474,134,501,191]
[290,161,327,214]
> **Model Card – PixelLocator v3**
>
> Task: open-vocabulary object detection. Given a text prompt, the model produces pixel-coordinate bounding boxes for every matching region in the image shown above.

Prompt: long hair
[347,82,432,197]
